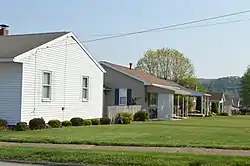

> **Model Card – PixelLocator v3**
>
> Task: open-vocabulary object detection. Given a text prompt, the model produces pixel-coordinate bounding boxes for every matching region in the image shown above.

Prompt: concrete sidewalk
[1,142,250,156]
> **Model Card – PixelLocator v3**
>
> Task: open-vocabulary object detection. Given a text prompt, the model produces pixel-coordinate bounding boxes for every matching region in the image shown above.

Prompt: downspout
[62,38,68,120]
[32,47,45,117]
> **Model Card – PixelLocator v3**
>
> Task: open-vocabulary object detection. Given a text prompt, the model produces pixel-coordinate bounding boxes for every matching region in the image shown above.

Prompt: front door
[148,93,158,119]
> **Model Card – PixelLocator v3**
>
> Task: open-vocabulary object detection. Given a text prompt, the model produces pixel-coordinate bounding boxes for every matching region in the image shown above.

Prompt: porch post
[182,95,185,117]
[201,96,204,115]
[218,102,221,113]
[186,96,189,117]
[222,101,224,113]
[204,96,207,115]
[207,97,210,115]
[177,95,180,116]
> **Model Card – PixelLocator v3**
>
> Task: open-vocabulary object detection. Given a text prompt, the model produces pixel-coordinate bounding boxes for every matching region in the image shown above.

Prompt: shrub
[62,120,72,127]
[115,112,133,124]
[0,119,7,128]
[29,118,46,130]
[91,119,100,125]
[83,119,92,126]
[218,112,229,116]
[70,117,84,126]
[100,118,111,125]
[16,122,28,131]
[134,110,149,121]
[211,102,219,114]
[48,120,61,128]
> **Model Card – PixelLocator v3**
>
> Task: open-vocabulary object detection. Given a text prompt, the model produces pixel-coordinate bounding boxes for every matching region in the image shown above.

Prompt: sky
[1,0,250,78]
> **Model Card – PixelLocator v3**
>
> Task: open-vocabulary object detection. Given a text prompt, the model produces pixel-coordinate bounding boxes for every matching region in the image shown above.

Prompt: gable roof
[100,61,209,97]
[0,32,68,59]
[101,61,180,86]
[0,31,105,73]
[209,92,224,101]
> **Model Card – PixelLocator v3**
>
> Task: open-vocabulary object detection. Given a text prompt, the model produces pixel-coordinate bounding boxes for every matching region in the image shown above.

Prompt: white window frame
[42,71,52,102]
[82,76,89,101]
[149,93,157,106]
[119,88,127,105]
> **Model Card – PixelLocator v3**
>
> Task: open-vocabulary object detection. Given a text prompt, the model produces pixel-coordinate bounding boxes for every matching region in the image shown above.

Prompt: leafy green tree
[136,48,195,84]
[240,66,250,107]
[179,77,208,93]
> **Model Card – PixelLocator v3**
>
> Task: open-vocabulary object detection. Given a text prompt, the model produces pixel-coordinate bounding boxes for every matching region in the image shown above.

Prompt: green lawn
[0,146,250,166]
[1,116,250,149]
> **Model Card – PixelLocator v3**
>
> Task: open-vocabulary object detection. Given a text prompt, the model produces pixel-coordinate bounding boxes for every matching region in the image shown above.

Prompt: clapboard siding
[0,63,22,125]
[20,36,103,122]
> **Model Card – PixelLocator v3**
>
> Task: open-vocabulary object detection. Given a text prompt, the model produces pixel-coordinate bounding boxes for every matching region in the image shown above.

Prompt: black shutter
[127,89,132,105]
[115,88,119,105]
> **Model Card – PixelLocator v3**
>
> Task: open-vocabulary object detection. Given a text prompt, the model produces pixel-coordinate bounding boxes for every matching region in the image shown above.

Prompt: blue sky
[1,0,250,78]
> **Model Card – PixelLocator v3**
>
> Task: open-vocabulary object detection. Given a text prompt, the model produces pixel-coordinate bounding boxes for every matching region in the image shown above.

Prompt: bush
[211,103,219,114]
[134,110,149,121]
[62,120,72,127]
[70,117,84,126]
[16,122,28,131]
[48,120,61,128]
[100,118,111,125]
[91,119,100,125]
[83,119,92,126]
[115,112,133,124]
[218,112,229,116]
[29,118,46,130]
[0,119,7,128]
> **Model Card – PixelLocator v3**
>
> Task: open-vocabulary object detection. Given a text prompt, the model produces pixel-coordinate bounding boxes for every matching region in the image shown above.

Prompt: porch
[147,84,211,120]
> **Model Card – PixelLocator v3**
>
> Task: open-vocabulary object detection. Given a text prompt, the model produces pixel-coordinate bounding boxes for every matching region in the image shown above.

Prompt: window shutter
[127,89,132,105]
[148,93,150,106]
[115,88,119,105]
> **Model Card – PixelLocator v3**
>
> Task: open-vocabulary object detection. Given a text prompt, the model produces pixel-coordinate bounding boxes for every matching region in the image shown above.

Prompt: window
[149,93,157,106]
[42,71,52,100]
[119,89,127,105]
[82,76,89,101]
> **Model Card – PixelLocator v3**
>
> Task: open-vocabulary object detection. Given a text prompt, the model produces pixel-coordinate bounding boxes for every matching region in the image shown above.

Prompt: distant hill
[197,76,242,97]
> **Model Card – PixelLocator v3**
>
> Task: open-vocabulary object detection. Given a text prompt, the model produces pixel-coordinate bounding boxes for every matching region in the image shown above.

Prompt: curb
[0,160,92,166]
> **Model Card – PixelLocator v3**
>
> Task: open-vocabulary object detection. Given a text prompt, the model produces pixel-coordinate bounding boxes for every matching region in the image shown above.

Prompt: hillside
[197,76,242,97]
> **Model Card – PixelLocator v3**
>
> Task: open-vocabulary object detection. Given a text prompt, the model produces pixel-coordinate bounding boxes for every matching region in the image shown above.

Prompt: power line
[89,18,250,37]
[45,17,250,49]
[83,9,250,43]
[87,19,250,40]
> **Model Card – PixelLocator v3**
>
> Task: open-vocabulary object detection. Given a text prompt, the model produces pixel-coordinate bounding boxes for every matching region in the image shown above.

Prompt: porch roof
[152,84,192,95]
[152,83,210,97]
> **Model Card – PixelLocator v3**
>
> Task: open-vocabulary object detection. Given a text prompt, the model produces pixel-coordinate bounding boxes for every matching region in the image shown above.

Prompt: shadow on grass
[188,161,250,166]
[156,123,248,129]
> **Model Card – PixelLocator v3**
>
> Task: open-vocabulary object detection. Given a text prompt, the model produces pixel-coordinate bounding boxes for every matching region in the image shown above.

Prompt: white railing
[107,105,142,121]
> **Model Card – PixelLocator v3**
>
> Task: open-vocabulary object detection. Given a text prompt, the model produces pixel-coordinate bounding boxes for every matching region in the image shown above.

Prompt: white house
[0,25,105,125]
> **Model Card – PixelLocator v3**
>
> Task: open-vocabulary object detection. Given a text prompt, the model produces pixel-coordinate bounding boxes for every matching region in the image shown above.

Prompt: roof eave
[0,58,14,62]
[100,61,147,83]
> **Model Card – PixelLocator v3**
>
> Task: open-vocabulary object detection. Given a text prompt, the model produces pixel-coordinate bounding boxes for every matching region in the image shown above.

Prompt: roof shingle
[102,61,180,87]
[0,31,68,58]
[209,92,224,101]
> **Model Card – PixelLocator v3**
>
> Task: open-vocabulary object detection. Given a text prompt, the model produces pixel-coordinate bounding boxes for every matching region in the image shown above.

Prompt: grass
[0,146,250,166]
[1,116,250,149]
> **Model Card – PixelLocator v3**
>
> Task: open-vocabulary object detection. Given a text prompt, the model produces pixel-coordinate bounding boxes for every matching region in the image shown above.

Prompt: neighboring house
[224,94,240,113]
[100,61,210,120]
[0,25,105,125]
[209,92,226,113]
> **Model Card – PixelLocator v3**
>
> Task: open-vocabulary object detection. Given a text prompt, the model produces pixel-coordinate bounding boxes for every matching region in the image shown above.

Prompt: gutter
[0,58,13,62]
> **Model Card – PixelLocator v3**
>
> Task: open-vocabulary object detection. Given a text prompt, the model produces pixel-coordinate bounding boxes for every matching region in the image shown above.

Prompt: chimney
[129,63,133,70]
[0,24,9,36]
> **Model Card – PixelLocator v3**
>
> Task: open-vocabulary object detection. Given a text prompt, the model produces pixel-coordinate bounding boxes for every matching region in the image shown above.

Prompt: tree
[179,77,208,93]
[240,66,250,107]
[136,48,195,84]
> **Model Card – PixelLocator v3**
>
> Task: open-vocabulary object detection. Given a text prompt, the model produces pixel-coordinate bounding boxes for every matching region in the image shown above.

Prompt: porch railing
[107,105,142,121]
